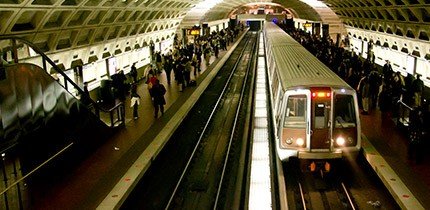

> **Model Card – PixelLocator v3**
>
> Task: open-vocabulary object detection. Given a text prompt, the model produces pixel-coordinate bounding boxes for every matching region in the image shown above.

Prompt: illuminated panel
[249,31,272,210]
[311,92,331,98]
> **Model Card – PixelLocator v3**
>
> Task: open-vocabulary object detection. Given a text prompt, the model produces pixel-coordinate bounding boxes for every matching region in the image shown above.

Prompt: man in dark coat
[130,63,137,83]
[152,79,166,118]
[412,74,424,107]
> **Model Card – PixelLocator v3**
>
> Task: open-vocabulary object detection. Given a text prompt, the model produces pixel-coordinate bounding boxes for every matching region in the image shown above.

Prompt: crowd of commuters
[278,23,428,163]
[100,25,242,119]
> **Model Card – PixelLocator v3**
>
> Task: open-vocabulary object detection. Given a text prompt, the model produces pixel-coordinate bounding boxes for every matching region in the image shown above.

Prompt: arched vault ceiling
[322,0,430,40]
[201,0,322,22]
[0,0,428,54]
[0,0,200,52]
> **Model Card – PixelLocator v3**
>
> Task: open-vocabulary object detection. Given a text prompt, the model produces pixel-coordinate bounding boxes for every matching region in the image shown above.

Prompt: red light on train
[312,92,331,98]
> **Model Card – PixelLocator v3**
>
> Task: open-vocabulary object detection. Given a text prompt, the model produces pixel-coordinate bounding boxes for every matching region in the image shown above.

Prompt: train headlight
[296,138,304,146]
[336,136,345,146]
[286,138,293,145]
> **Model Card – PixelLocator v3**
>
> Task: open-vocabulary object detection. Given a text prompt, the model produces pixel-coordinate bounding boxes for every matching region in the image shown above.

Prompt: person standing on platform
[130,87,141,120]
[382,60,393,83]
[412,74,424,108]
[146,67,157,99]
[112,70,127,101]
[195,45,202,73]
[368,69,381,109]
[184,56,192,87]
[130,63,138,83]
[149,40,155,60]
[155,52,163,74]
[191,54,199,76]
[378,80,392,120]
[164,53,173,85]
[204,45,211,67]
[392,71,405,102]
[408,107,424,163]
[176,57,185,92]
[152,79,166,118]
[358,75,370,115]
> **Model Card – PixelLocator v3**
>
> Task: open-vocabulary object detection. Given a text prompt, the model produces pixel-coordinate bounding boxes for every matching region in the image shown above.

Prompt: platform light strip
[249,31,272,210]
[255,100,267,108]
[254,117,268,128]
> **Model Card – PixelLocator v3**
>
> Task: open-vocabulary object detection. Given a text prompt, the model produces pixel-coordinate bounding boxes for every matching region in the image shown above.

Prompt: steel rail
[165,34,253,210]
[213,33,258,209]
[298,182,307,209]
[341,182,356,210]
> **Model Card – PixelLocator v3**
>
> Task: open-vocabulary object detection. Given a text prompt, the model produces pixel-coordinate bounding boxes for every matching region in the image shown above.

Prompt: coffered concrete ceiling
[0,0,428,54]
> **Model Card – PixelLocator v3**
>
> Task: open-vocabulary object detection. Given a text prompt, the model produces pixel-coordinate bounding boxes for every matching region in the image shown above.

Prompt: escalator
[1,62,112,166]
[0,37,122,209]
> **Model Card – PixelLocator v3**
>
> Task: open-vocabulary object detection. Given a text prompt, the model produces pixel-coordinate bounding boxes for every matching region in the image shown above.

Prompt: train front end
[276,87,361,167]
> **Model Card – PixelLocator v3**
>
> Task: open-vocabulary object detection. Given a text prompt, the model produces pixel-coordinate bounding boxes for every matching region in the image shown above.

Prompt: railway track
[285,159,356,209]
[284,157,400,210]
[166,32,258,210]
[121,32,258,210]
[297,174,356,209]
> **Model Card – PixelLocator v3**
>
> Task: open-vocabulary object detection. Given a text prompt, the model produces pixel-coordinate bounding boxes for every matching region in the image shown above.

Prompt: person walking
[151,79,166,118]
[130,87,141,120]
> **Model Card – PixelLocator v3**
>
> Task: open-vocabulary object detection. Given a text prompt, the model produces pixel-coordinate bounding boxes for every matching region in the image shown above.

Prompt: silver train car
[263,22,361,167]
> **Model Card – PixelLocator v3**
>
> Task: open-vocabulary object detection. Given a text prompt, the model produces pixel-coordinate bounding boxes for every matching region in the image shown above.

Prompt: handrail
[97,100,125,127]
[0,36,124,127]
[397,99,414,111]
[102,101,124,112]
[396,99,414,127]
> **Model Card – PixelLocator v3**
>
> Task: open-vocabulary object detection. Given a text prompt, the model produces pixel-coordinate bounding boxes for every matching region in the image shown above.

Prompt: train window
[315,103,326,129]
[284,95,307,128]
[315,103,325,116]
[334,95,357,128]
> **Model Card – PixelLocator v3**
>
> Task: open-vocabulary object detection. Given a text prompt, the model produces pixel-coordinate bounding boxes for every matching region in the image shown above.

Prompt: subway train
[263,22,361,169]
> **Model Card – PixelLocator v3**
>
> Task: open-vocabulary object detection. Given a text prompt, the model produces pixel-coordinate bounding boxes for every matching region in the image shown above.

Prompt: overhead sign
[187,26,201,36]
[303,22,312,27]
[188,29,200,35]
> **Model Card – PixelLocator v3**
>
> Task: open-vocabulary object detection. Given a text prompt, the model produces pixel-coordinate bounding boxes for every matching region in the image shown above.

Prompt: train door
[310,87,332,151]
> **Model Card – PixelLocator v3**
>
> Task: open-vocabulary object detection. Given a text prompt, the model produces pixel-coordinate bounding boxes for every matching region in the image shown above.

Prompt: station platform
[28,33,245,209]
[360,108,430,209]
[24,33,430,209]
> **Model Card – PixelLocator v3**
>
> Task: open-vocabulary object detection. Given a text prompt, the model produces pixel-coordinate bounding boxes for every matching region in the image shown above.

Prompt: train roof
[264,22,353,91]
[265,22,300,47]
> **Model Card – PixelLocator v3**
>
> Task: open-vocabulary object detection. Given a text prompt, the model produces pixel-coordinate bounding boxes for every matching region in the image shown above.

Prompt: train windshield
[334,94,356,128]
[284,95,307,128]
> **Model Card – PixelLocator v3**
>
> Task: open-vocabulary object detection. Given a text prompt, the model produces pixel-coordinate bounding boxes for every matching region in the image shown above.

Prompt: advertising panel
[107,56,117,76]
